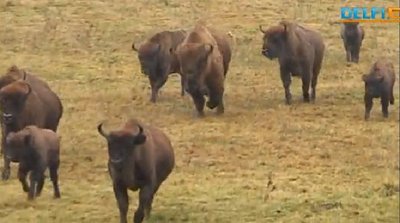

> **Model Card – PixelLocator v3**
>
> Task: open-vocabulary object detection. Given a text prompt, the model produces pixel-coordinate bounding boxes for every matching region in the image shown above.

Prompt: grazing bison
[176,24,232,117]
[362,59,396,120]
[97,119,175,223]
[0,67,63,181]
[6,125,61,200]
[260,20,325,105]
[340,22,365,63]
[132,30,187,103]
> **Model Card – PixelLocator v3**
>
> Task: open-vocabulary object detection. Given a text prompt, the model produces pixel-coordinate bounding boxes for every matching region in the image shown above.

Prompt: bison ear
[132,43,138,52]
[169,47,174,54]
[259,25,267,34]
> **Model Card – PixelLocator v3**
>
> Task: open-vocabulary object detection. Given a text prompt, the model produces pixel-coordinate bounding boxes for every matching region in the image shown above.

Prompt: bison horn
[22,71,27,80]
[97,123,110,138]
[259,25,267,33]
[24,83,32,96]
[132,43,138,51]
[137,124,144,136]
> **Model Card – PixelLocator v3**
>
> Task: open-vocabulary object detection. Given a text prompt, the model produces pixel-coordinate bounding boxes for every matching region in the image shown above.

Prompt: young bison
[260,20,325,105]
[362,59,396,120]
[97,119,175,223]
[176,24,232,117]
[132,30,187,103]
[6,125,61,200]
[340,22,365,63]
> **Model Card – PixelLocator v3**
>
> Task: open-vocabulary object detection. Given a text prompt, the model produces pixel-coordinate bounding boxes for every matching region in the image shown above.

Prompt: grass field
[0,0,399,222]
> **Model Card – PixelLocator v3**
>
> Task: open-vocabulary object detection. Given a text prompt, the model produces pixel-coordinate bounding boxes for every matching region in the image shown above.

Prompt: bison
[340,22,365,63]
[6,125,61,200]
[132,30,187,103]
[260,20,325,105]
[362,59,396,120]
[0,67,63,181]
[176,24,232,117]
[97,119,175,223]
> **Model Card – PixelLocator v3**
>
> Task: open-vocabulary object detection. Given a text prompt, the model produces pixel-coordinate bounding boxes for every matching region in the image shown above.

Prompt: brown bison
[362,59,396,120]
[340,22,365,63]
[132,30,187,103]
[0,66,63,181]
[176,24,232,117]
[260,20,325,105]
[97,119,175,223]
[6,125,61,200]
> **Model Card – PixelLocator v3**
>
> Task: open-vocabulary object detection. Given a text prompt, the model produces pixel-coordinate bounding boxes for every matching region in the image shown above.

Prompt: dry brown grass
[0,0,399,222]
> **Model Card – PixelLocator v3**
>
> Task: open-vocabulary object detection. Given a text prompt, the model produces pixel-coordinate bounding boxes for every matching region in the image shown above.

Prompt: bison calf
[132,30,187,103]
[362,59,396,120]
[260,20,325,105]
[97,119,175,223]
[6,125,61,200]
[340,22,364,63]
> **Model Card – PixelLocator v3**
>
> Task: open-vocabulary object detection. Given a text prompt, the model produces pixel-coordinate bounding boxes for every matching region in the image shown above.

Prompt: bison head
[176,43,213,92]
[0,65,27,90]
[97,122,146,165]
[0,80,32,125]
[362,74,384,98]
[133,42,162,77]
[5,127,33,162]
[259,21,293,60]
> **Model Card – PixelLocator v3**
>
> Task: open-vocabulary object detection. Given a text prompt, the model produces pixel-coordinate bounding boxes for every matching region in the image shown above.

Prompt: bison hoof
[1,169,10,181]
[194,111,205,118]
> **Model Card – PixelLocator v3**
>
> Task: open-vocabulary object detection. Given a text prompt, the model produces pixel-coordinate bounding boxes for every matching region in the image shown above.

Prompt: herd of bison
[0,20,396,223]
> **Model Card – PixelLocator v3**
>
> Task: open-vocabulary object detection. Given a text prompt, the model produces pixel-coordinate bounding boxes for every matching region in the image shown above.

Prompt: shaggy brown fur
[97,119,175,223]
[6,125,61,200]
[0,71,63,181]
[176,24,232,117]
[362,59,396,120]
[340,22,365,63]
[260,20,325,105]
[132,30,187,103]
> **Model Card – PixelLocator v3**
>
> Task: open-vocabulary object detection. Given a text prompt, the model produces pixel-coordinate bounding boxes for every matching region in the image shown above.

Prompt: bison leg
[36,174,45,197]
[49,162,61,198]
[353,44,361,63]
[28,170,39,200]
[151,76,169,103]
[301,73,311,103]
[134,186,154,223]
[390,88,395,105]
[381,95,389,118]
[280,67,292,105]
[364,95,373,120]
[1,156,10,181]
[18,166,29,192]
[180,74,187,96]
[1,134,11,181]
[206,86,224,115]
[190,90,205,118]
[344,43,351,62]
[113,183,129,223]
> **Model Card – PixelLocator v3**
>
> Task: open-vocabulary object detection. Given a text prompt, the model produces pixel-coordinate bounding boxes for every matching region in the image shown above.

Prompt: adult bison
[362,59,396,120]
[0,65,63,181]
[132,30,187,103]
[340,22,365,63]
[176,24,232,117]
[260,20,325,105]
[97,119,175,223]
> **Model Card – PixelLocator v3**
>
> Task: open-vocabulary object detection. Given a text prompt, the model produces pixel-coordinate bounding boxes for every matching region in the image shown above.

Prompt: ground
[0,0,399,222]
